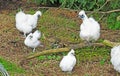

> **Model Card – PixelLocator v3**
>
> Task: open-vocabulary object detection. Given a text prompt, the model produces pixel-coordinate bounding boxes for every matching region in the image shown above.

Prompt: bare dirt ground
[0,1,120,76]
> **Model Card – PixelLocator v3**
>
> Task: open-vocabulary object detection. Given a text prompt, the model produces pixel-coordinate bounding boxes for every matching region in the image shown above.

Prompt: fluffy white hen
[24,30,42,52]
[15,10,42,37]
[78,10,100,44]
[111,45,120,72]
[59,49,76,72]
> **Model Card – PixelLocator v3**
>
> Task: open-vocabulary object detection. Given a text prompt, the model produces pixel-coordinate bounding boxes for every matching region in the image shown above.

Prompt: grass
[39,10,81,43]
[0,57,25,75]
[107,13,120,30]
[38,54,62,61]
[37,46,111,66]
[36,9,111,67]
[76,46,111,66]
[2,8,117,75]
[76,46,110,61]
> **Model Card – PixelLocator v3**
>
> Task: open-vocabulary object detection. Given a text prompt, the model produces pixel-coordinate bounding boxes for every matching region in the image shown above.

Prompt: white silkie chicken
[110,45,120,72]
[15,10,42,37]
[59,49,76,72]
[24,30,42,52]
[78,10,100,45]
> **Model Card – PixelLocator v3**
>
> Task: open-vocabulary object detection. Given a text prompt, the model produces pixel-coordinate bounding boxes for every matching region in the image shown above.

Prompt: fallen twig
[26,42,104,60]
[26,48,70,60]
[101,9,120,14]
[25,40,120,60]
[103,40,120,47]
[98,13,106,21]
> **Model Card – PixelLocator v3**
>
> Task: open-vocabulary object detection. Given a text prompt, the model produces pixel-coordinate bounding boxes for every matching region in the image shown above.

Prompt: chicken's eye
[71,53,75,55]
[29,35,33,39]
[80,14,84,18]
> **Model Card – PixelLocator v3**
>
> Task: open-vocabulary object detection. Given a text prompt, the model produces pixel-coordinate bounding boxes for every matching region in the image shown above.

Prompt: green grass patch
[107,13,120,30]
[76,46,111,65]
[37,46,111,67]
[39,10,81,43]
[38,53,63,61]
[27,8,48,14]
[0,57,25,75]
[26,9,112,68]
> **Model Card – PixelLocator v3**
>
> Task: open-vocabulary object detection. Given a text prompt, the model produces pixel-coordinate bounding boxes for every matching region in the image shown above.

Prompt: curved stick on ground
[23,40,120,61]
[26,48,70,60]
[103,40,120,47]
[26,43,104,60]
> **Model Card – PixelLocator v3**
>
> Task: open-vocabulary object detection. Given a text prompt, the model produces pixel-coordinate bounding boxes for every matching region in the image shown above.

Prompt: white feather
[59,49,76,72]
[25,11,42,29]
[79,10,100,42]
[15,10,42,37]
[110,45,120,72]
[24,31,41,52]
[33,30,41,39]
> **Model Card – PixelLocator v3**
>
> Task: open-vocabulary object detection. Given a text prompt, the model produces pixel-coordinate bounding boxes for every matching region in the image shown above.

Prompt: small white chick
[78,10,100,44]
[59,49,76,72]
[24,30,42,52]
[111,45,120,72]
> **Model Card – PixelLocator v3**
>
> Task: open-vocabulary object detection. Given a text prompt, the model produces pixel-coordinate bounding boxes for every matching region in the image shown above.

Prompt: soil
[0,1,120,76]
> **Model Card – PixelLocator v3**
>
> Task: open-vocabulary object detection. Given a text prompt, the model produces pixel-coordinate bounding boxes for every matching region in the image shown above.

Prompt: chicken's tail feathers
[0,64,9,76]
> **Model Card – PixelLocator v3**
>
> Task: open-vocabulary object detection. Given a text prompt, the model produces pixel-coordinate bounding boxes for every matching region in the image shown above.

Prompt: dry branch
[26,48,70,60]
[26,43,104,60]
[97,9,120,14]
[26,40,120,60]
[102,40,120,47]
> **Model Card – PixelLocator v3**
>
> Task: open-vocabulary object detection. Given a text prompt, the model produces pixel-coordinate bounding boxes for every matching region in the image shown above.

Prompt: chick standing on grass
[110,45,120,72]
[59,49,76,72]
[78,10,100,45]
[24,30,42,52]
[15,10,42,37]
